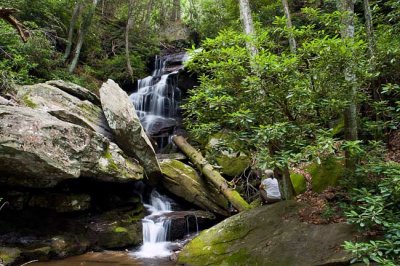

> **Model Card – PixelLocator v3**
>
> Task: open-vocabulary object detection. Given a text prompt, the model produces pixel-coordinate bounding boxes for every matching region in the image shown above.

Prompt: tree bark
[172,135,251,212]
[125,0,135,81]
[63,1,83,62]
[363,0,375,58]
[281,0,296,53]
[0,7,29,42]
[171,0,181,21]
[238,0,258,57]
[337,0,358,169]
[68,0,99,74]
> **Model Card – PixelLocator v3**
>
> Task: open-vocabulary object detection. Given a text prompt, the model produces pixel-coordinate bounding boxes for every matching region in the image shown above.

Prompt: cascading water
[129,55,182,150]
[133,190,173,258]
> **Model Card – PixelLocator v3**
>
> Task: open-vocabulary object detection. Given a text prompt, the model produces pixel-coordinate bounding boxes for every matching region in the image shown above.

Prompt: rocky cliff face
[0,80,160,265]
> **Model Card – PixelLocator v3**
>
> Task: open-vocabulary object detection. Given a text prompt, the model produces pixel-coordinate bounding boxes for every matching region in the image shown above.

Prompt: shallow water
[30,251,176,266]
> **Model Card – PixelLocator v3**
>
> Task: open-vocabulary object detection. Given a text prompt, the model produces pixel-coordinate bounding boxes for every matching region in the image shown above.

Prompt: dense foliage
[183,0,400,264]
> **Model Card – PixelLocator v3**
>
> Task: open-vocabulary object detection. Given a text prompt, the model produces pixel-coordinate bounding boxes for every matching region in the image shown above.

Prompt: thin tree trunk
[171,0,180,21]
[64,1,83,62]
[281,0,296,53]
[363,0,375,58]
[337,0,358,169]
[68,0,99,73]
[172,135,251,212]
[238,0,258,57]
[125,0,135,81]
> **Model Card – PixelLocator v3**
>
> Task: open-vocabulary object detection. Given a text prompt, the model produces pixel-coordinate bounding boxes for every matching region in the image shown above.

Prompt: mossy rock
[205,133,251,177]
[290,173,307,195]
[290,157,345,194]
[0,247,21,265]
[178,201,356,266]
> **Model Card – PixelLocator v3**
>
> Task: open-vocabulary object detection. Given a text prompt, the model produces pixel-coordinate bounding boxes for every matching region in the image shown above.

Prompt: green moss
[290,173,307,194]
[114,227,128,233]
[290,157,345,194]
[102,147,119,172]
[22,93,38,108]
[309,157,344,192]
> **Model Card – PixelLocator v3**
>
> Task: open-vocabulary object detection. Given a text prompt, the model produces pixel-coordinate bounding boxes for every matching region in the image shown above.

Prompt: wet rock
[163,210,216,240]
[100,79,161,184]
[0,105,143,188]
[160,159,230,216]
[13,83,112,138]
[178,201,356,266]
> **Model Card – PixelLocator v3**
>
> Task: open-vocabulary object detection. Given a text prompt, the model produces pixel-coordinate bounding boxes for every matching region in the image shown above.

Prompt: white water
[133,191,173,258]
[129,56,181,149]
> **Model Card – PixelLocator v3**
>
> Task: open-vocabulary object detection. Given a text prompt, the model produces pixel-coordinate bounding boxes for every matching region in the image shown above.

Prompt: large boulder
[13,82,112,139]
[0,206,144,264]
[0,105,143,188]
[99,79,161,184]
[178,201,356,266]
[160,159,230,216]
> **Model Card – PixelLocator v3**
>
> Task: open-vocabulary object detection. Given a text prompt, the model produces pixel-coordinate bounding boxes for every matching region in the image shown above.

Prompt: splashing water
[133,190,173,258]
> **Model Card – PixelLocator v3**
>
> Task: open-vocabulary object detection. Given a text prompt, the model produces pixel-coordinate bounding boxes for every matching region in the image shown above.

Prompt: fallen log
[172,135,251,212]
[0,7,30,42]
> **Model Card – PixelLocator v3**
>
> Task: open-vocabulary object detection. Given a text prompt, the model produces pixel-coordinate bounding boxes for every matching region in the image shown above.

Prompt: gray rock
[160,159,230,216]
[99,79,161,184]
[46,80,101,106]
[14,83,112,139]
[0,105,143,188]
[178,201,356,266]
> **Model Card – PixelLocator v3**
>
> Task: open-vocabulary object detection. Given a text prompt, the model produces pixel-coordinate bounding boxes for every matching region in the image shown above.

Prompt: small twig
[20,260,39,266]
[0,201,9,212]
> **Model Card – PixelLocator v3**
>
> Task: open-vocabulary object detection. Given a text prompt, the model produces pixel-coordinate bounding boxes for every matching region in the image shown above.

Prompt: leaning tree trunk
[68,0,99,73]
[238,0,258,58]
[337,0,358,169]
[281,0,296,53]
[63,1,83,62]
[0,7,29,42]
[125,0,135,81]
[172,135,251,212]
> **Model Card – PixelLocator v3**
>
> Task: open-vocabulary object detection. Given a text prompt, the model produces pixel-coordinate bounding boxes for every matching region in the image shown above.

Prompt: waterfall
[133,190,173,258]
[129,55,182,150]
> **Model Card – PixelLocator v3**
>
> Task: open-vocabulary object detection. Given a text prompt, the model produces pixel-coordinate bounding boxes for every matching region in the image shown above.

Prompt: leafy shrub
[344,162,400,265]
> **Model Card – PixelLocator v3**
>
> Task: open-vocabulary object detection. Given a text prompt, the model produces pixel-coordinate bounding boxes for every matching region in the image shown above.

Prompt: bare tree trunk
[238,0,258,57]
[0,7,30,42]
[68,0,99,74]
[172,135,251,212]
[337,0,358,169]
[281,0,296,53]
[363,0,375,58]
[125,0,135,81]
[64,1,83,62]
[171,0,180,21]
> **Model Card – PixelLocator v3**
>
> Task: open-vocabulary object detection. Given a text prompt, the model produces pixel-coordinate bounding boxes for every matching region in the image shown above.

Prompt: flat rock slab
[178,201,356,266]
[99,79,161,184]
[46,80,101,106]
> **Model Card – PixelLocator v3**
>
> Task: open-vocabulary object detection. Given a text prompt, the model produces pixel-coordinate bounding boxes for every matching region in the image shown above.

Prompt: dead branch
[0,7,30,42]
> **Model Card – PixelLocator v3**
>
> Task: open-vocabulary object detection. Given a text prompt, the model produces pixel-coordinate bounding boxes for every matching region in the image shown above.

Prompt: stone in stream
[0,105,143,188]
[178,201,357,266]
[159,159,230,216]
[100,79,161,184]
